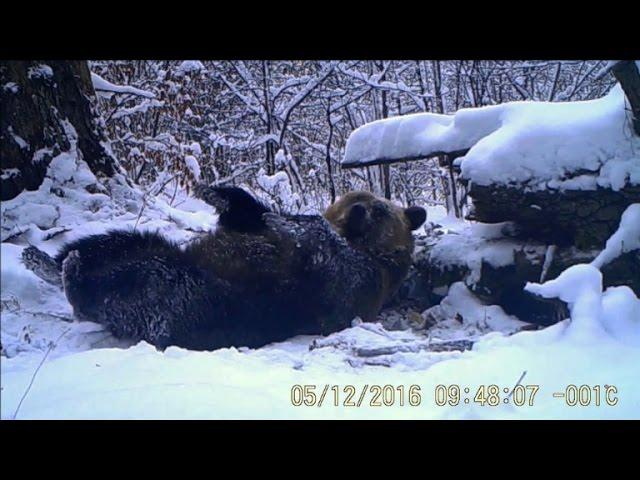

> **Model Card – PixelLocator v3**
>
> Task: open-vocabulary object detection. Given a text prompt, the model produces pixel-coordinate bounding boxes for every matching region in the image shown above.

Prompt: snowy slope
[343,85,640,191]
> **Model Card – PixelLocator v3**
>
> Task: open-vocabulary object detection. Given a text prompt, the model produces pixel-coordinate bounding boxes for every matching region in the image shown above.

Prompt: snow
[591,203,640,269]
[539,244,557,282]
[343,85,640,192]
[8,126,29,150]
[344,112,459,166]
[110,98,163,119]
[91,72,156,99]
[1,242,133,363]
[526,264,640,347]
[47,151,79,183]
[183,155,201,181]
[188,142,202,155]
[422,282,527,340]
[2,295,638,418]
[175,61,205,76]
[33,147,53,164]
[3,82,19,93]
[255,168,300,212]
[427,219,535,285]
[1,120,218,245]
[258,171,289,190]
[1,168,20,180]
[27,64,53,80]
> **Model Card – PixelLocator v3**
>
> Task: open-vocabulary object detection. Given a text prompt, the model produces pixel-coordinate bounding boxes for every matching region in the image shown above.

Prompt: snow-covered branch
[91,72,156,98]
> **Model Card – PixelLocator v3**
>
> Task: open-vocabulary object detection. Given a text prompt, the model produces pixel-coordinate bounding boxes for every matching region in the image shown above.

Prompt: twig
[42,227,71,241]
[2,225,31,243]
[133,195,148,232]
[12,327,71,419]
[506,370,527,400]
[22,310,74,322]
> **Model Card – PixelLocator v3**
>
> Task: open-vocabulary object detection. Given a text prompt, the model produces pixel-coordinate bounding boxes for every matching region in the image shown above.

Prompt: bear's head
[323,191,427,309]
[323,191,426,256]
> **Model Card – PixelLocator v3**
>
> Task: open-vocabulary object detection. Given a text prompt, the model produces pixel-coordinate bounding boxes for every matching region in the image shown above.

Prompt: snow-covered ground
[1,289,638,419]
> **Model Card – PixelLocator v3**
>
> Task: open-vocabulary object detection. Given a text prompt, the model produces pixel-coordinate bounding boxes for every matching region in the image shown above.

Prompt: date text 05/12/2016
[290,384,620,408]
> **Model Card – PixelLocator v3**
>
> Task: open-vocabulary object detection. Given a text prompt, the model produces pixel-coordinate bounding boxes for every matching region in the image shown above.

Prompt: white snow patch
[591,203,640,269]
[1,168,20,180]
[110,98,163,119]
[175,61,205,76]
[526,264,640,347]
[188,142,202,155]
[423,282,527,340]
[8,127,29,150]
[27,64,53,80]
[47,152,77,183]
[3,82,19,93]
[184,155,201,181]
[428,221,533,285]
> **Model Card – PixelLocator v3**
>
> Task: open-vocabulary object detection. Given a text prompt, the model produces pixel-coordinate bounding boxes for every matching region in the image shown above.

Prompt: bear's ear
[344,203,368,237]
[405,206,427,230]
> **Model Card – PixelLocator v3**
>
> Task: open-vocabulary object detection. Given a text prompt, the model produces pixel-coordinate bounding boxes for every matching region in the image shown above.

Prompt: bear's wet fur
[22,186,426,350]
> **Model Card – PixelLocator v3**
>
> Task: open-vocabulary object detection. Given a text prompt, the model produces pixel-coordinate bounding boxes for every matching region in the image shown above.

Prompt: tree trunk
[611,61,640,136]
[377,61,391,200]
[1,61,118,201]
[261,60,276,175]
[325,103,336,204]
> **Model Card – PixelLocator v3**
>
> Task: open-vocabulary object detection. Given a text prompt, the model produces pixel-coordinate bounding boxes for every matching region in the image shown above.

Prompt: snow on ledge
[343,85,640,191]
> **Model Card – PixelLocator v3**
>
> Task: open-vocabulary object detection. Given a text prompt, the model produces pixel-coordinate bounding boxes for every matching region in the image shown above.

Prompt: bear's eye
[372,203,387,218]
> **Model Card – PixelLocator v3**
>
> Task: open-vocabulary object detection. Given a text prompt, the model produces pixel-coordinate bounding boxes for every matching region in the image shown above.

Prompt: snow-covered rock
[344,85,640,192]
[401,205,640,325]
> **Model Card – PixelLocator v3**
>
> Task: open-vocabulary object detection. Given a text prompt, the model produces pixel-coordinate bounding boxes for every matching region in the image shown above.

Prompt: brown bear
[22,186,426,350]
